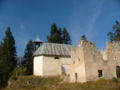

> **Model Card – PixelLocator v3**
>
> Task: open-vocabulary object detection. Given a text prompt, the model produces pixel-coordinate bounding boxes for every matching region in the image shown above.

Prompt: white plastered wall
[33,55,72,76]
[42,56,72,76]
[33,56,43,76]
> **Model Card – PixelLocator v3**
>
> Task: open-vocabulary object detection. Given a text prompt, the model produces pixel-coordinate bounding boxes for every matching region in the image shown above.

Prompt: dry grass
[3,76,120,90]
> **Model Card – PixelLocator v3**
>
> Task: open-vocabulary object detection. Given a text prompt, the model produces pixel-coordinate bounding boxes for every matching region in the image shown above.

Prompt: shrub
[112,77,119,83]
[11,67,27,76]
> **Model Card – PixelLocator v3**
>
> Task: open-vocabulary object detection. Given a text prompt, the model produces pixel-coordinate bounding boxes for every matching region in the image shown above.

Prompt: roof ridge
[43,42,73,46]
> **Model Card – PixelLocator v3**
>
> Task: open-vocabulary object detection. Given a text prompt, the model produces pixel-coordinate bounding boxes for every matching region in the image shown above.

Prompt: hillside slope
[4,76,120,90]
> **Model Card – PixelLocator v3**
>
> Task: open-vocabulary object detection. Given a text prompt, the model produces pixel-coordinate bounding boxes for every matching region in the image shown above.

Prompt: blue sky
[0,0,120,56]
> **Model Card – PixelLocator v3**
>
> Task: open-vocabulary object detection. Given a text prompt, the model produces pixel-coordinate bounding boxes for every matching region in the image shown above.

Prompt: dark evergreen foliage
[62,28,72,44]
[108,20,120,42]
[47,24,72,44]
[81,35,87,41]
[58,27,63,43]
[23,40,35,75]
[47,24,62,43]
[0,27,17,88]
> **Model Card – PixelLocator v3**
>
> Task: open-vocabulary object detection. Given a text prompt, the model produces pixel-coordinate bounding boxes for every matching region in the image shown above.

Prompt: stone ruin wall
[69,42,86,82]
[80,40,106,81]
[69,40,120,82]
[102,42,120,62]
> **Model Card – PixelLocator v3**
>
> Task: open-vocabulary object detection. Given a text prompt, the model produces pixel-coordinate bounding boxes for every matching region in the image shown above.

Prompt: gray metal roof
[34,43,73,57]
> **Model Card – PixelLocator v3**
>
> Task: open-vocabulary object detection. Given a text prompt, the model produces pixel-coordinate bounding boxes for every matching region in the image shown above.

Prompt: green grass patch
[3,76,120,90]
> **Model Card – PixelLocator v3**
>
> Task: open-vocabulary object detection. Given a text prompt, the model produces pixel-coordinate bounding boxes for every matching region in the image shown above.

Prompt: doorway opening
[75,73,78,82]
[98,70,103,77]
[116,66,120,78]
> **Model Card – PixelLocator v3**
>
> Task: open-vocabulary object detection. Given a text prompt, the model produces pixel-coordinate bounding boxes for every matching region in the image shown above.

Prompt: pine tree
[23,40,35,75]
[47,23,72,44]
[47,24,62,43]
[108,32,114,42]
[62,28,72,44]
[108,20,120,42]
[3,27,17,71]
[0,44,7,88]
[58,27,63,43]
[81,35,87,41]
[0,27,17,87]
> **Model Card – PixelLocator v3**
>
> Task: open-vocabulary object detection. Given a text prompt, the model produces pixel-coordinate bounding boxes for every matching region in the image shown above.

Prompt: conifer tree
[81,35,87,41]
[47,24,72,44]
[23,40,35,75]
[0,27,17,87]
[58,27,63,43]
[3,27,17,71]
[62,28,72,44]
[0,44,7,88]
[47,24,63,43]
[108,20,120,42]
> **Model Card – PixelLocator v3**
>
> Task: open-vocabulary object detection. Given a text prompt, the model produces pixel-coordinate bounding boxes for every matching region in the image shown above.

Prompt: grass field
[3,76,120,90]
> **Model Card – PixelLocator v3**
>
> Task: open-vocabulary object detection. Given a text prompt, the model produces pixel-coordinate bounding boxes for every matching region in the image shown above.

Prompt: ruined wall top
[76,40,120,62]
[78,40,120,51]
[102,41,120,61]
[78,40,96,48]
[106,41,120,50]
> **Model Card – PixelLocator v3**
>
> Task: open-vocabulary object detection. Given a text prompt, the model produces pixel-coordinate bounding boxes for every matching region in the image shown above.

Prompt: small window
[54,57,59,59]
[98,70,103,77]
